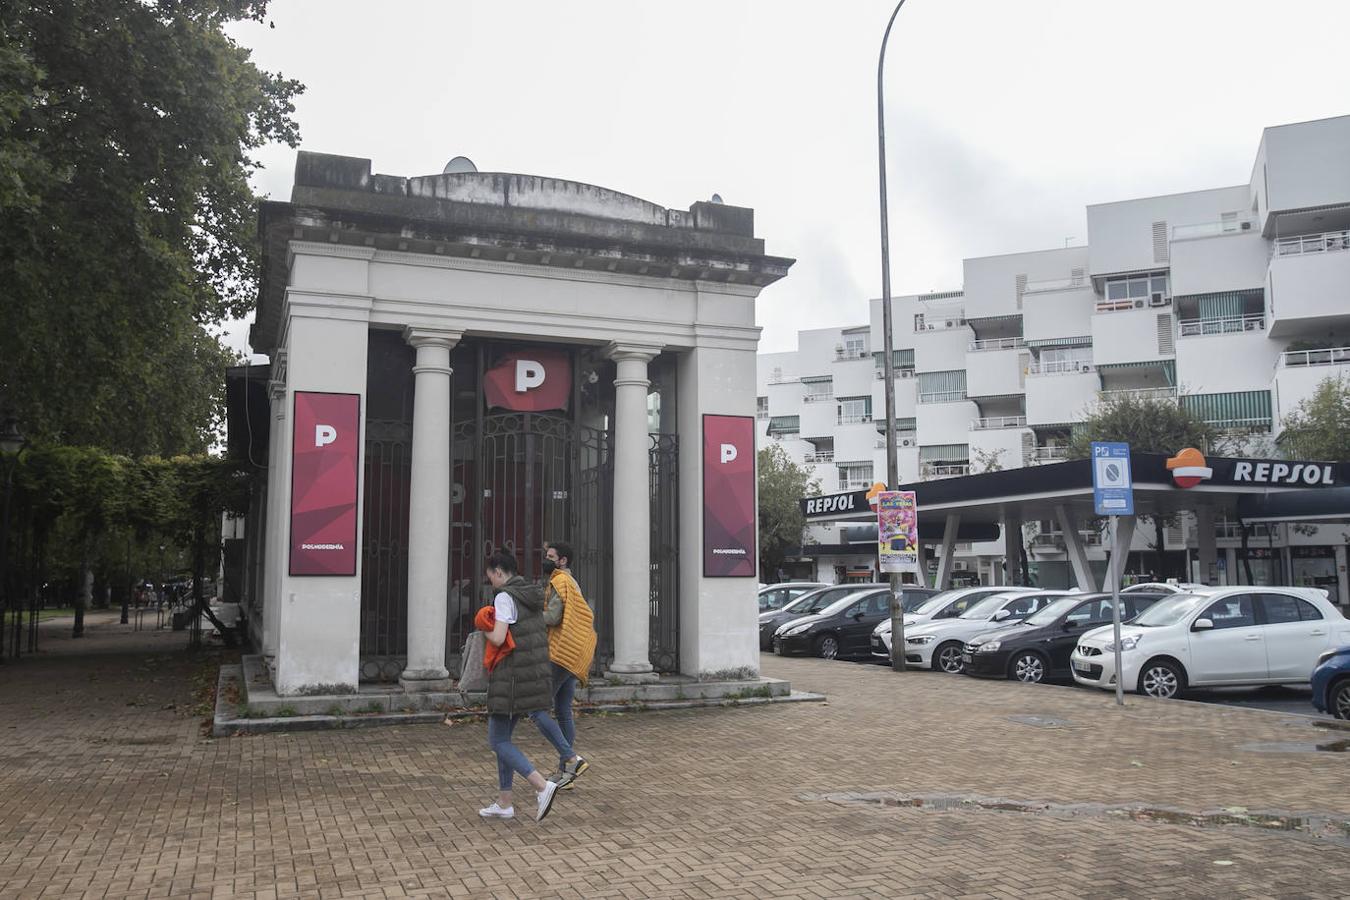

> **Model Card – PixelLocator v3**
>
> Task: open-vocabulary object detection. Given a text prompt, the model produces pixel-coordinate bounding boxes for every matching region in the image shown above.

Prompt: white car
[1121,582,1206,594]
[871,585,1040,656]
[1071,586,1350,699]
[882,590,1076,672]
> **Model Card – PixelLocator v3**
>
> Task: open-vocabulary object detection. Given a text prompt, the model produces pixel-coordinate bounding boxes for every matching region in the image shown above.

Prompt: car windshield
[794,588,862,615]
[779,590,826,615]
[1023,597,1081,627]
[815,591,882,618]
[958,595,1010,620]
[1130,593,1206,627]
[912,591,960,616]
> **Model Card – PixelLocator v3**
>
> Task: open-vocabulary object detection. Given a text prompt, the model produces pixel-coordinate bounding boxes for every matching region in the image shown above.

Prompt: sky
[223,0,1350,359]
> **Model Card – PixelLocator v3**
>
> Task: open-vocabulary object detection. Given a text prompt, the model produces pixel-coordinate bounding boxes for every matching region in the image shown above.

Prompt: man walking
[542,541,596,788]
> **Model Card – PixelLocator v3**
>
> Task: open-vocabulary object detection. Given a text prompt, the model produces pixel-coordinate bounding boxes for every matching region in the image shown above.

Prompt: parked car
[760,583,883,650]
[872,585,1041,655]
[1311,645,1350,719]
[1071,587,1350,699]
[1122,582,1206,595]
[774,587,927,660]
[880,590,1077,672]
[757,582,825,613]
[963,592,1166,684]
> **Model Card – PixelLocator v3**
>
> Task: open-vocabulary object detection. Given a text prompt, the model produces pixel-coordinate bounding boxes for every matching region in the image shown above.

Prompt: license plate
[1072,658,1092,673]
[961,653,972,665]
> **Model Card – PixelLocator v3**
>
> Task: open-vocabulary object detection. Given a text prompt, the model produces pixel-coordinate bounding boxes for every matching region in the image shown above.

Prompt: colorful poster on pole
[877,491,919,575]
[702,414,757,578]
[290,391,361,576]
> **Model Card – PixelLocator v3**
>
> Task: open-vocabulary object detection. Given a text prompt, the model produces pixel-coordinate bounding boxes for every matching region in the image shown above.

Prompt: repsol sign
[800,490,868,518]
[1231,460,1338,486]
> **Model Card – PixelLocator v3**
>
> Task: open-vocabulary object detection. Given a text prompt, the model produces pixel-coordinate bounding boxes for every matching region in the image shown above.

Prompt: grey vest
[486,576,553,716]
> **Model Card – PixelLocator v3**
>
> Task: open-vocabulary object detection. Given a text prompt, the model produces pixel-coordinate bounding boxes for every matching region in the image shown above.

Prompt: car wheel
[934,642,965,674]
[1137,659,1185,699]
[1009,651,1047,684]
[1332,678,1350,721]
[814,633,840,660]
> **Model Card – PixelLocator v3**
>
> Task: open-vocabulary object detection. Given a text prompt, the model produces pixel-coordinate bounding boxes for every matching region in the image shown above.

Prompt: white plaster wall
[678,344,761,676]
[1026,372,1100,425]
[913,327,972,373]
[1175,332,1284,394]
[966,348,1024,398]
[766,379,803,417]
[1023,287,1095,342]
[1268,251,1350,334]
[916,399,978,447]
[757,351,798,394]
[963,247,1089,319]
[1091,308,1169,366]
[1087,186,1250,277]
[798,396,836,439]
[1169,231,1269,297]
[872,445,922,484]
[835,423,880,467]
[1261,117,1350,222]
[969,427,1030,472]
[273,306,371,696]
[798,327,849,371]
[871,373,918,422]
[833,358,874,398]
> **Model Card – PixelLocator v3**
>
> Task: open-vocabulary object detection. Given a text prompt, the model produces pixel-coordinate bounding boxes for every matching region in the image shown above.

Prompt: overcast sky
[223,0,1350,358]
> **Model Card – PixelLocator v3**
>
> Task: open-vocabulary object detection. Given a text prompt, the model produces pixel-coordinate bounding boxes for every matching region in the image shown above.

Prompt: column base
[399,668,453,693]
[603,668,659,685]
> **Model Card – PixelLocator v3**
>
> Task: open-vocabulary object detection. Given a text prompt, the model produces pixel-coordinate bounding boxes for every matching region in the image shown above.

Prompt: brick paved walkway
[2,613,1349,898]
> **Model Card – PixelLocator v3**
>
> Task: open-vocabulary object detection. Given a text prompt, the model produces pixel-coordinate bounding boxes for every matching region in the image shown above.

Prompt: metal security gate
[649,434,680,672]
[359,419,412,681]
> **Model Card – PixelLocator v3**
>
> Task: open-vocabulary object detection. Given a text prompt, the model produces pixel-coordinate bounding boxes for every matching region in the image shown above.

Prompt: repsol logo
[1233,461,1336,486]
[804,494,859,515]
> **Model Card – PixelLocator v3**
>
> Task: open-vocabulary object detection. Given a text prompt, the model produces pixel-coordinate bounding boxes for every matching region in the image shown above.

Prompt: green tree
[0,1,302,454]
[1278,375,1350,461]
[758,445,819,581]
[1068,393,1221,579]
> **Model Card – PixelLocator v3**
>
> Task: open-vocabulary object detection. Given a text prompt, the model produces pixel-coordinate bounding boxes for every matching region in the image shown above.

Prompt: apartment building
[758,114,1350,596]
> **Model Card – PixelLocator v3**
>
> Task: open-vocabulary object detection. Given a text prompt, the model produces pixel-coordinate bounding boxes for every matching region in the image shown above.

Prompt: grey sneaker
[559,755,589,790]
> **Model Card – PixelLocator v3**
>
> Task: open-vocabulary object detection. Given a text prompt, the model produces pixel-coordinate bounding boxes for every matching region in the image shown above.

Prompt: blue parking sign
[1091,442,1134,516]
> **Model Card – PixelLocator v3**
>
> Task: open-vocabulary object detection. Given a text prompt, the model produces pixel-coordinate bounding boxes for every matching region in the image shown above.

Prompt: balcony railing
[1033,532,1104,547]
[1098,387,1177,402]
[840,479,873,491]
[803,451,835,464]
[968,337,1026,352]
[755,409,768,420]
[874,367,916,380]
[1274,229,1350,258]
[916,316,968,332]
[1178,314,1265,337]
[918,390,968,404]
[1022,275,1089,295]
[1096,296,1170,313]
[1280,346,1350,368]
[922,464,970,479]
[801,392,834,403]
[1027,445,1069,464]
[971,415,1027,430]
[837,413,871,425]
[1027,360,1094,376]
[1171,219,1255,241]
[835,348,871,360]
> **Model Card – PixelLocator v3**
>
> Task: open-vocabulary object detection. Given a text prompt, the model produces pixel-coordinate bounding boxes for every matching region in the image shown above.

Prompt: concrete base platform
[214,656,822,737]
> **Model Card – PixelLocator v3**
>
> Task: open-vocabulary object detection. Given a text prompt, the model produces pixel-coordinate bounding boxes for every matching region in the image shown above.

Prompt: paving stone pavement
[1,611,1349,898]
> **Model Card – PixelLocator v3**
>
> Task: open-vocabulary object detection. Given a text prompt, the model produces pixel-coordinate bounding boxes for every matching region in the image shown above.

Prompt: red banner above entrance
[484,349,571,412]
[703,414,756,578]
[290,391,361,576]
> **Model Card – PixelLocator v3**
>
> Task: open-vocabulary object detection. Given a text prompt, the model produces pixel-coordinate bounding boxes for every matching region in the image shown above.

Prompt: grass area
[33,607,78,621]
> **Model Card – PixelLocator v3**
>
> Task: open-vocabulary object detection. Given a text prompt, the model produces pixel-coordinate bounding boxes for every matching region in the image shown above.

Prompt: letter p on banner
[720,443,738,464]
[315,424,337,447]
[515,359,545,393]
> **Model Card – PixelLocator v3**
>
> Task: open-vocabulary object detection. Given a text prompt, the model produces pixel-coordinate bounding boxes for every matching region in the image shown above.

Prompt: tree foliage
[1278,376,1350,461]
[758,445,819,580]
[0,1,302,454]
[1067,393,1220,459]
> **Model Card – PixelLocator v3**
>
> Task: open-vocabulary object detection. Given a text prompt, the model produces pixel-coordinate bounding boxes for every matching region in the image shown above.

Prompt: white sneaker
[536,779,560,822]
[479,802,514,819]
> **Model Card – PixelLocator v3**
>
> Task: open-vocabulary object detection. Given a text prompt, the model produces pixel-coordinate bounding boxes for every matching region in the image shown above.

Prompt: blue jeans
[551,662,578,763]
[487,711,573,790]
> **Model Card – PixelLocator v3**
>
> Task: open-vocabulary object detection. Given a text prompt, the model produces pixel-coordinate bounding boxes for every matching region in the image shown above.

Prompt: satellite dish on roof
[443,156,478,175]
[710,193,724,204]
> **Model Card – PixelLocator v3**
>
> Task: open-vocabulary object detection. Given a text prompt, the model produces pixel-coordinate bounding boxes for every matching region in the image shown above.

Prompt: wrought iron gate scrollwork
[649,433,680,673]
[360,419,412,682]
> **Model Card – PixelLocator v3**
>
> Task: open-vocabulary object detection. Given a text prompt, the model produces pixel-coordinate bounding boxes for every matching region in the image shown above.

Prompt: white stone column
[1056,504,1095,592]
[399,327,462,692]
[262,377,287,664]
[606,342,662,682]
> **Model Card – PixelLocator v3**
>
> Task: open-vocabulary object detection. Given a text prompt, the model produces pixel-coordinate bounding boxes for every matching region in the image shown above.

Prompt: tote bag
[458,631,488,693]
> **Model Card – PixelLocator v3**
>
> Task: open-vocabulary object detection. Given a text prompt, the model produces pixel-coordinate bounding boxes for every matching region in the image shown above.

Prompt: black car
[759,583,883,650]
[774,586,938,660]
[962,592,1166,683]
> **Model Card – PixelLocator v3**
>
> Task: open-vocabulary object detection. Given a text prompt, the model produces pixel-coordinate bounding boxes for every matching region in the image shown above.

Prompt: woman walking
[478,551,573,822]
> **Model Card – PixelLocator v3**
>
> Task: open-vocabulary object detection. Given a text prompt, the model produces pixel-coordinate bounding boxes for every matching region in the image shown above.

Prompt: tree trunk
[1238,518,1255,585]
[1017,526,1031,586]
[74,561,91,639]
[1153,517,1167,580]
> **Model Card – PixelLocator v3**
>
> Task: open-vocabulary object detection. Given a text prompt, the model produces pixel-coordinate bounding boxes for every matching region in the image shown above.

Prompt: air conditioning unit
[900,369,913,378]
[1080,363,1093,373]
[925,324,936,331]
[1132,299,1145,309]
[1149,293,1168,306]
[945,319,957,327]
[1243,318,1261,331]
[901,437,915,447]
[1240,221,1252,231]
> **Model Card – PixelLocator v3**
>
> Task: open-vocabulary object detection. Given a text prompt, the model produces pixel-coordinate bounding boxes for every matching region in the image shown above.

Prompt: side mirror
[992,609,1011,622]
[1192,618,1214,631]
[852,611,866,620]
[1063,620,1081,630]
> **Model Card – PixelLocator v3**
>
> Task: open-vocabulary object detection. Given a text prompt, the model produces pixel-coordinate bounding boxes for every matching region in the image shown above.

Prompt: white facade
[760,114,1350,597]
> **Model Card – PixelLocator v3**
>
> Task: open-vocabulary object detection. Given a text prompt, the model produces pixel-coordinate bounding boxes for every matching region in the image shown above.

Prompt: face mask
[541,559,557,577]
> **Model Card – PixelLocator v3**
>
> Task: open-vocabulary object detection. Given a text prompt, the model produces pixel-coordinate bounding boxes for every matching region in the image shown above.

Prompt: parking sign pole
[1092,441,1132,709]
[1110,516,1124,707]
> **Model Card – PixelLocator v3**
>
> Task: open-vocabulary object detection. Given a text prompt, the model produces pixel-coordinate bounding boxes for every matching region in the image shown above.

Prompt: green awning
[767,416,800,434]
[1180,391,1272,427]
[872,349,915,367]
[799,375,832,384]
[1026,335,1092,349]
[920,443,969,463]
[876,417,917,432]
[917,370,967,393]
[965,313,1023,324]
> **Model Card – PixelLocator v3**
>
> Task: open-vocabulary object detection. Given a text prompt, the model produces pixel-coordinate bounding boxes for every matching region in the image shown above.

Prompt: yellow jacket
[543,569,597,684]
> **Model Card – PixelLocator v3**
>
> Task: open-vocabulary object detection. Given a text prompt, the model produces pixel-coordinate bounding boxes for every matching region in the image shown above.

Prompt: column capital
[267,380,287,402]
[605,341,663,364]
[403,326,464,351]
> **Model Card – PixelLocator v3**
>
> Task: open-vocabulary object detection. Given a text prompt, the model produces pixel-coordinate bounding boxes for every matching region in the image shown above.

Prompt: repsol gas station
[797,449,1350,609]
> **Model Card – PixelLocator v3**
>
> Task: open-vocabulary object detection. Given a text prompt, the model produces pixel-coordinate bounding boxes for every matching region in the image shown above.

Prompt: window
[1260,594,1322,624]
[865,594,890,616]
[756,396,768,419]
[1102,272,1169,309]
[1003,595,1040,616]
[844,335,868,357]
[802,378,833,401]
[837,397,872,424]
[838,462,873,490]
[1200,595,1256,629]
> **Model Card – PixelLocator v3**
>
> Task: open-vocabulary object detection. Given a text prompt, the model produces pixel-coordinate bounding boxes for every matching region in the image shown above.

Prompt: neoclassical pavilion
[233,153,792,696]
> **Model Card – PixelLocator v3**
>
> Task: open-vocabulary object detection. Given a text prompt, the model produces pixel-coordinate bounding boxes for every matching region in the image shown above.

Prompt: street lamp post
[878,0,909,671]
[0,417,29,662]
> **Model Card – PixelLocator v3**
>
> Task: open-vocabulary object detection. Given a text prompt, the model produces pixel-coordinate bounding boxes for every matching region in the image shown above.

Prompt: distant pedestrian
[542,541,596,789]
[477,551,573,823]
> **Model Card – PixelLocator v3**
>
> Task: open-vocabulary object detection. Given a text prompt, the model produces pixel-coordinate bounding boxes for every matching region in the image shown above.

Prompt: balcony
[803,450,835,464]
[837,413,871,425]
[1023,274,1089,295]
[971,415,1027,430]
[1033,532,1103,548]
[1178,314,1265,337]
[968,337,1026,352]
[1026,445,1069,464]
[1171,218,1256,241]
[1280,346,1350,368]
[835,348,870,361]
[874,434,916,450]
[1097,387,1177,402]
[1097,296,1171,314]
[840,479,873,491]
[801,392,834,403]
[1267,231,1350,338]
[1027,360,1095,376]
[918,390,968,404]
[922,464,970,480]
[1273,229,1350,258]
[874,367,916,380]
